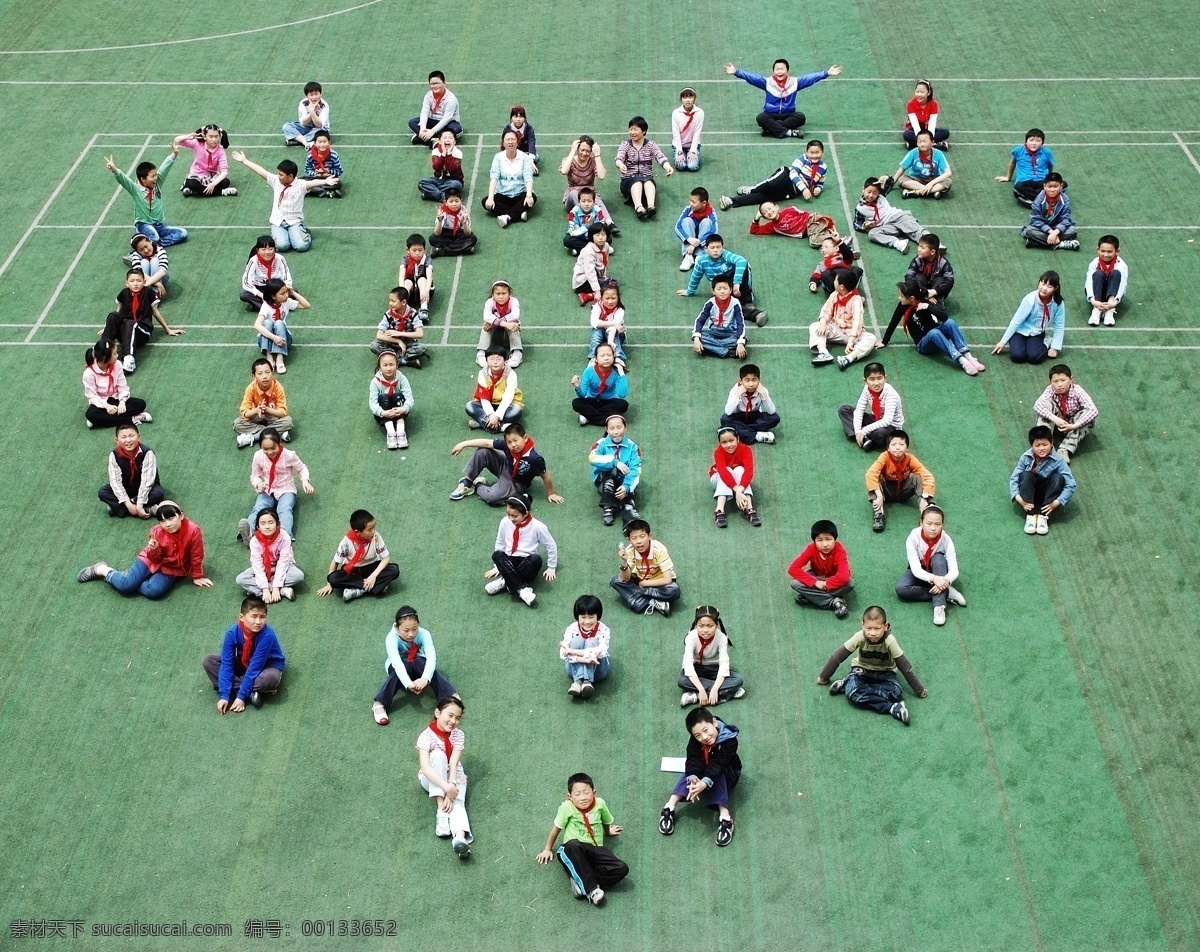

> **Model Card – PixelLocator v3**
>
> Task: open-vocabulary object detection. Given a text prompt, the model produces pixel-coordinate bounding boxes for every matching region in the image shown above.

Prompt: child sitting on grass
[720,363,779,445]
[658,705,741,847]
[104,148,188,247]
[237,427,314,543]
[865,430,935,532]
[484,493,558,607]
[502,104,539,172]
[678,234,767,327]
[254,277,309,375]
[573,224,614,307]
[818,605,926,726]
[78,501,211,599]
[996,127,1053,207]
[203,595,285,713]
[881,280,984,375]
[415,696,473,859]
[838,361,904,452]
[235,508,303,604]
[449,422,565,506]
[671,86,705,170]
[691,276,746,359]
[83,339,152,430]
[564,187,612,255]
[588,281,627,369]
[535,773,628,907]
[369,351,414,451]
[173,124,234,197]
[679,605,745,707]
[1032,363,1098,464]
[466,346,523,431]
[103,268,184,373]
[903,233,954,303]
[896,505,965,627]
[231,152,337,253]
[901,80,949,149]
[991,271,1065,365]
[418,130,464,202]
[429,184,477,257]
[891,130,952,198]
[572,342,629,426]
[853,177,928,253]
[588,414,642,527]
[610,518,680,616]
[808,234,860,295]
[750,201,813,239]
[128,234,170,301]
[476,280,522,368]
[1085,234,1128,326]
[371,286,426,368]
[1010,425,1076,536]
[1020,173,1079,251]
[810,269,876,370]
[98,422,163,518]
[674,186,718,271]
[710,426,760,527]
[283,81,330,147]
[316,508,400,602]
[372,605,458,725]
[398,234,434,322]
[302,129,343,197]
[787,519,853,618]
[560,594,612,699]
[233,357,293,448]
[240,236,293,311]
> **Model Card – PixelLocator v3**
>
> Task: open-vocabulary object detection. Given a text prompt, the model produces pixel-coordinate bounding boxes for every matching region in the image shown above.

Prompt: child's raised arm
[231,151,269,180]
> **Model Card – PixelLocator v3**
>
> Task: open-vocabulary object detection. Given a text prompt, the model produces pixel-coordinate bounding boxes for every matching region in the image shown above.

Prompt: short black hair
[862,361,886,378]
[773,58,790,69]
[349,509,375,531]
[810,519,838,540]
[567,772,594,791]
[1025,128,1046,141]
[304,81,322,94]
[835,269,860,291]
[390,286,408,302]
[862,177,882,190]
[1048,363,1072,379]
[573,594,604,621]
[135,161,157,181]
[241,594,268,614]
[918,233,939,250]
[1043,171,1064,185]
[627,116,649,133]
[1097,234,1119,250]
[806,139,824,150]
[712,275,733,289]
[313,128,331,143]
[889,429,910,446]
[623,519,651,537]
[251,357,273,373]
[704,233,724,247]
[428,70,445,83]
[276,159,299,177]
[690,186,709,202]
[406,234,426,248]
[578,187,595,199]
[1028,425,1054,444]
[862,605,888,623]
[685,706,717,731]
[738,364,760,378]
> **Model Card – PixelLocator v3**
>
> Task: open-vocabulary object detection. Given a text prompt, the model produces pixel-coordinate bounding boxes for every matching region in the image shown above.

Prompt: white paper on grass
[660,757,686,773]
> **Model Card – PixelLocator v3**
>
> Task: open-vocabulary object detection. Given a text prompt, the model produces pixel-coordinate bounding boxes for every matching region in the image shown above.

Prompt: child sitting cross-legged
[588,414,642,528]
[1032,363,1098,464]
[316,508,400,602]
[371,286,426,368]
[202,595,285,713]
[572,342,629,427]
[719,363,779,445]
[610,518,680,617]
[691,276,746,359]
[429,184,477,257]
[98,422,164,518]
[787,519,853,618]
[679,604,745,707]
[234,508,304,603]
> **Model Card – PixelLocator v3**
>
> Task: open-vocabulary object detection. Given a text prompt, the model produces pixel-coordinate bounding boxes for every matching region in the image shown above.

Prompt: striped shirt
[615,138,669,178]
[1033,383,1098,428]
[266,172,308,226]
[622,540,674,582]
[852,383,905,434]
[242,253,293,295]
[333,531,389,567]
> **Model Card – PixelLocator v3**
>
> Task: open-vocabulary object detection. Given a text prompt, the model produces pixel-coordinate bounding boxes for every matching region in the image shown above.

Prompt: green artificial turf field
[1,1,1199,950]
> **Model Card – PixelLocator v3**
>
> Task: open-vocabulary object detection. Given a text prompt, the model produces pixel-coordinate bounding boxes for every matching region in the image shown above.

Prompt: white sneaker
[718,195,734,210]
[895,239,909,254]
[475,351,486,368]
[122,355,136,373]
[933,605,947,626]
[484,577,507,595]
[1103,312,1115,326]
[343,587,366,602]
[947,586,967,607]
[579,414,589,426]
[518,587,536,606]
[507,350,523,368]
[386,431,398,450]
[680,691,699,707]
[280,430,291,442]
[466,418,481,429]
[679,253,695,271]
[236,432,255,448]
[1036,514,1050,535]
[434,813,451,838]
[1088,308,1101,326]
[519,210,528,222]
[587,887,605,906]
[754,432,775,444]
[280,586,295,601]
[132,412,152,425]
[395,431,408,449]
[452,836,472,859]
[497,215,510,228]
[221,187,238,197]
[1024,514,1038,535]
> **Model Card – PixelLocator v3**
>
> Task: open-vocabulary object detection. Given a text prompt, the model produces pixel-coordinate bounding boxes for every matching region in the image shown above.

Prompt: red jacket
[787,541,852,589]
[710,442,754,488]
[138,519,206,578]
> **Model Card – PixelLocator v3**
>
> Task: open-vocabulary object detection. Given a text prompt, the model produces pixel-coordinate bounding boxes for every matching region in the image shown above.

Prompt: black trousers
[558,841,629,894]
[491,551,541,594]
[1016,470,1065,507]
[729,166,800,208]
[756,110,806,137]
[572,396,629,425]
[102,311,151,359]
[98,482,164,515]
[326,563,400,595]
[85,397,148,428]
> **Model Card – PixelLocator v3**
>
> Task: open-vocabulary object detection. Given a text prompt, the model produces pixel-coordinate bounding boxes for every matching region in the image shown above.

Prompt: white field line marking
[0,134,98,282]
[825,131,881,337]
[4,77,1200,84]
[0,0,384,55]
[1173,133,1200,176]
[25,135,153,343]
[442,134,486,346]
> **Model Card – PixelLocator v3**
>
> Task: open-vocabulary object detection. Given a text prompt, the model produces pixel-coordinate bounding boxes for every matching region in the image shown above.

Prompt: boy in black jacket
[903,233,953,303]
[657,706,741,847]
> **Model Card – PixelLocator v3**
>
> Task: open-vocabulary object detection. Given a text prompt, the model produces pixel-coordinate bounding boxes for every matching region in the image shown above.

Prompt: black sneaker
[890,701,910,725]
[831,598,849,619]
[658,807,676,835]
[872,510,886,532]
[602,507,615,526]
[829,678,846,695]
[249,691,263,708]
[716,817,735,847]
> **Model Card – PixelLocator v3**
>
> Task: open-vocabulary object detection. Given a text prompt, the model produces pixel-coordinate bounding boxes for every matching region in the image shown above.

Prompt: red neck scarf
[239,622,255,668]
[697,633,715,661]
[835,289,860,311]
[438,204,460,233]
[900,304,917,333]
[253,529,278,579]
[250,383,275,409]
[701,741,714,764]
[271,301,284,321]
[94,364,117,398]
[404,255,423,279]
[578,622,599,642]
[597,246,608,271]
[1037,293,1054,328]
[870,387,884,421]
[143,185,154,206]
[593,363,614,395]
[598,302,619,321]
[430,88,447,113]
[343,531,371,572]
[689,201,712,222]
[264,448,281,491]
[387,306,410,328]
[742,390,756,413]
[309,145,330,175]
[680,108,696,134]
[129,289,142,317]
[712,296,732,326]
[117,442,141,482]
[493,298,512,320]
[1097,256,1116,275]
[804,158,820,186]
[508,436,535,479]
[921,531,943,570]
[864,198,881,224]
[375,372,398,396]
[1056,389,1072,418]
[256,252,275,280]
[921,257,935,276]
[574,796,599,843]
[509,513,532,554]
[1044,194,1059,218]
[404,636,420,664]
[427,719,454,759]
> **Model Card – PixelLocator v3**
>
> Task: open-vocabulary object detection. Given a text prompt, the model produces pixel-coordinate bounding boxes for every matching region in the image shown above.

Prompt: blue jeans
[564,635,611,684]
[844,667,903,714]
[271,221,311,253]
[915,319,969,361]
[105,558,178,599]
[248,491,297,538]
[466,401,522,428]
[698,324,741,358]
[135,221,188,248]
[587,327,627,364]
[282,121,320,145]
[671,765,740,809]
[256,318,293,356]
[673,145,701,171]
[675,207,715,254]
[408,117,463,139]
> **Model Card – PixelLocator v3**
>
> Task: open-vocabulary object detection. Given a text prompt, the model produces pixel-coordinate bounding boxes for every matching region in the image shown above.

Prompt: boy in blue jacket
[1020,173,1079,250]
[202,595,285,712]
[678,234,767,326]
[658,705,741,847]
[588,414,642,527]
[1010,425,1076,535]
[674,186,719,271]
[723,58,843,138]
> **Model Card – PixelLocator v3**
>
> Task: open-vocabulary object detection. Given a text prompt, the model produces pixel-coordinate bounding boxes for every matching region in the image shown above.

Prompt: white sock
[384,420,396,436]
